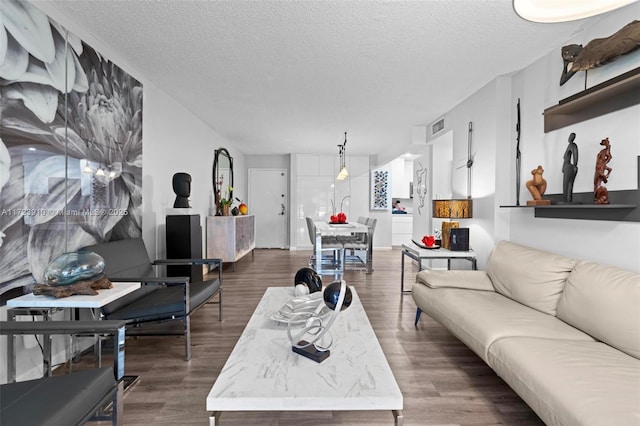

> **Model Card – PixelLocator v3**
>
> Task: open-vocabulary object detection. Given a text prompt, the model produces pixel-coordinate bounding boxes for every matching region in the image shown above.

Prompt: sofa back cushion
[487,241,577,316]
[557,261,640,359]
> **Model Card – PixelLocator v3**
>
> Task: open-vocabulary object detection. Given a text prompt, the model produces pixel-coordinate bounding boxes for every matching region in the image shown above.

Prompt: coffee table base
[208,409,403,425]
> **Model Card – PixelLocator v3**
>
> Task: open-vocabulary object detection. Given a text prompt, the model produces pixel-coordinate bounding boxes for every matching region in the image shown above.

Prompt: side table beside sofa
[412,240,640,426]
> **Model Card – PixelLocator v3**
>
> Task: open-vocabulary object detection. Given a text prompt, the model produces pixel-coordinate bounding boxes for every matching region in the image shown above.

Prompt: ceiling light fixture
[513,0,636,22]
[337,132,349,180]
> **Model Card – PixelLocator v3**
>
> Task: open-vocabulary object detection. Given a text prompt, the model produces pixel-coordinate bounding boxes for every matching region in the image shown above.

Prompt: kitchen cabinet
[391,158,414,199]
[392,215,413,246]
[292,154,370,249]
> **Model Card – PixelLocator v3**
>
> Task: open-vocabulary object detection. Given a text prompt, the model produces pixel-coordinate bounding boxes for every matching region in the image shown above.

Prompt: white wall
[435,6,640,272]
[33,0,246,261]
[426,81,500,269]
[504,9,640,272]
[412,149,432,241]
[142,85,246,260]
[2,1,245,382]
[246,154,290,170]
[422,6,640,272]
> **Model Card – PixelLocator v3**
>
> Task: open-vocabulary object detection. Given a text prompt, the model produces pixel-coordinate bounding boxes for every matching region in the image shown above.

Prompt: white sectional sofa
[412,240,640,426]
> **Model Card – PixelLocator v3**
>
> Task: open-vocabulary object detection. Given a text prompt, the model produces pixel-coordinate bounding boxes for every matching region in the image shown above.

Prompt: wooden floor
[94,248,543,426]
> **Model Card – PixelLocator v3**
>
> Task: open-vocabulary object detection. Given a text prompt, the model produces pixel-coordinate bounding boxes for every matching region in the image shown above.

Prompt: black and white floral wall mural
[0,0,143,302]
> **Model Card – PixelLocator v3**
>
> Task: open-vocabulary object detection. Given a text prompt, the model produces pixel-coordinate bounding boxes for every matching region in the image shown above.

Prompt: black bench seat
[1,320,126,426]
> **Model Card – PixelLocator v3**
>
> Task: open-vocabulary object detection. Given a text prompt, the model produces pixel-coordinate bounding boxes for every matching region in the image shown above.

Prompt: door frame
[248,168,289,249]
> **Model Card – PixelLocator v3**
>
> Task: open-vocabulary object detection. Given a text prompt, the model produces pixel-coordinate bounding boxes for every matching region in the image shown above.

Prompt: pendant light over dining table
[337,132,349,180]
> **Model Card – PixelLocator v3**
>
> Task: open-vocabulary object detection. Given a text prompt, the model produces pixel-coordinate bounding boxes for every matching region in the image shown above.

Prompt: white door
[248,168,288,248]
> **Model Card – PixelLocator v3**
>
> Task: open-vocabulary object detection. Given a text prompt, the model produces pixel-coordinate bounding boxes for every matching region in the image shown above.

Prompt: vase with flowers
[215,178,234,216]
[220,186,233,216]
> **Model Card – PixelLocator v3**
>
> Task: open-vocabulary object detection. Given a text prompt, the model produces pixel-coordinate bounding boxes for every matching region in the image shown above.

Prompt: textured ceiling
[35,0,605,157]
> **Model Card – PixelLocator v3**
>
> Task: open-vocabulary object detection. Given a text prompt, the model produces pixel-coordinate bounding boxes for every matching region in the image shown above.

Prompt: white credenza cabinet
[206,215,255,268]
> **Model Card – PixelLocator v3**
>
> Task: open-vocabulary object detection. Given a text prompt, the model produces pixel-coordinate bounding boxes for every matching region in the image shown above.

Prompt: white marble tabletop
[206,286,403,413]
[315,221,369,236]
[7,282,141,309]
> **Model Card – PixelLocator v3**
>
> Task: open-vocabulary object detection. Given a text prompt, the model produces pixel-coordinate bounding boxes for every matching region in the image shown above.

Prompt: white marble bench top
[206,286,403,412]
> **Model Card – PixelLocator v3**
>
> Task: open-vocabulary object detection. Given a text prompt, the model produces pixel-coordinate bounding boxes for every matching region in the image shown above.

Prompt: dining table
[314,221,372,274]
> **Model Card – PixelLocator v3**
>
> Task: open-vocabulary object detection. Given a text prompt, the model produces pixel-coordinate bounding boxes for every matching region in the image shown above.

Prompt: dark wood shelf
[500,204,635,209]
[500,204,637,209]
[543,66,640,133]
[500,159,640,222]
[500,201,639,221]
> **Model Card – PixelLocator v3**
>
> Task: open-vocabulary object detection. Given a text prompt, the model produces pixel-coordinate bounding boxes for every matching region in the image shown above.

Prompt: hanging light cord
[467,122,473,198]
[338,132,347,169]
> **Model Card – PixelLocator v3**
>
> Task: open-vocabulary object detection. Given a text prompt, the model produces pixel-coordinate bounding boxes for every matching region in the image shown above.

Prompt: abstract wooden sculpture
[526,165,550,206]
[560,20,640,86]
[594,138,613,205]
[562,133,579,203]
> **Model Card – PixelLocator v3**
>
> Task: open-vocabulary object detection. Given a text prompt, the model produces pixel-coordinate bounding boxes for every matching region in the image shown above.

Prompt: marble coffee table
[206,286,403,425]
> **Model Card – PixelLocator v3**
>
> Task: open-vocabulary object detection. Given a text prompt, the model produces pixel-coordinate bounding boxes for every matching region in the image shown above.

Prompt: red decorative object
[422,235,435,247]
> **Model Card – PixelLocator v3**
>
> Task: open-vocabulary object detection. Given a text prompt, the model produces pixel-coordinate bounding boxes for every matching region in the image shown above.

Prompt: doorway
[248,168,288,249]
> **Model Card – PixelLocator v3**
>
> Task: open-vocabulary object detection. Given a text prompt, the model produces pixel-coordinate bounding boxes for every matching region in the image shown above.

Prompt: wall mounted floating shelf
[544,66,640,133]
[500,195,637,222]
[501,204,635,209]
[501,157,639,222]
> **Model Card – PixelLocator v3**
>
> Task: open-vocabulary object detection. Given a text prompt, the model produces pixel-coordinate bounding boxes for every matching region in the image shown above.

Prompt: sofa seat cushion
[557,260,640,359]
[488,337,640,426]
[105,279,220,322]
[487,241,577,316]
[412,285,594,363]
[1,368,115,426]
[416,270,495,291]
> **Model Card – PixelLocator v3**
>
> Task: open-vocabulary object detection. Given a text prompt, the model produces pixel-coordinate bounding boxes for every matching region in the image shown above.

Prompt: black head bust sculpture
[172,172,192,208]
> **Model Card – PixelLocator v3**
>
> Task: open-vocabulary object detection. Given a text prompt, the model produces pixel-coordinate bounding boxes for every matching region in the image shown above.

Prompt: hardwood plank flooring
[92,248,543,425]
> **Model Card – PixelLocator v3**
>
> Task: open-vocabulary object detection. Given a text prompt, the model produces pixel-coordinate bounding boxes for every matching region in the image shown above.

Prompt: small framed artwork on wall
[370,169,390,210]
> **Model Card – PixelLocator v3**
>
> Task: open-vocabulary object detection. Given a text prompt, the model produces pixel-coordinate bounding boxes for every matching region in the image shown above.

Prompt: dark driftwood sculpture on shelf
[562,133,579,203]
[594,138,613,205]
[515,98,522,205]
[33,275,113,297]
[560,20,640,86]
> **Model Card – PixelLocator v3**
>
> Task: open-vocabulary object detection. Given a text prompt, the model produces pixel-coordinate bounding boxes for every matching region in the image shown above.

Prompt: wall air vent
[431,117,445,135]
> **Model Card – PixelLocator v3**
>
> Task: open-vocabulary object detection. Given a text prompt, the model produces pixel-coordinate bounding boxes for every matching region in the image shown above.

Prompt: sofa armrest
[416,270,495,291]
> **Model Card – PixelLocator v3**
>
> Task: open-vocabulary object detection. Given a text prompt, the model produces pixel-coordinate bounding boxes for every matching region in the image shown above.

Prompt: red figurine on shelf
[594,138,613,205]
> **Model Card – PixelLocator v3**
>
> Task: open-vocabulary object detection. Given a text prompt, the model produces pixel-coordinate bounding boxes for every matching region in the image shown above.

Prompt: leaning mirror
[213,148,234,215]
